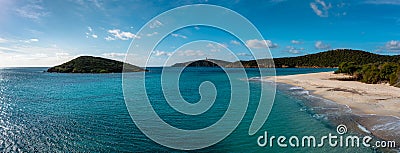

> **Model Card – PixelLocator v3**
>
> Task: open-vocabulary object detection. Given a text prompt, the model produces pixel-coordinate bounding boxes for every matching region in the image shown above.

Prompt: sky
[0,0,399,67]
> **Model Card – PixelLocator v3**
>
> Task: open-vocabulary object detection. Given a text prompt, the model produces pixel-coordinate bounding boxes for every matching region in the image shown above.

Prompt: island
[47,56,147,73]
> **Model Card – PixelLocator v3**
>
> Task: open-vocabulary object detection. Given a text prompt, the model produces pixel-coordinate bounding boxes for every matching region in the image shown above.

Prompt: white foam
[249,76,261,79]
[244,77,275,84]
[312,107,339,110]
[371,120,400,132]
[312,114,325,119]
[245,77,262,81]
[298,90,309,95]
[261,80,274,83]
[357,124,371,134]
[289,86,303,90]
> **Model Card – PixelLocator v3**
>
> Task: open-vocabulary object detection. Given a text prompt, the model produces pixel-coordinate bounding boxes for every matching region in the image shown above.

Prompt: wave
[357,123,371,134]
[276,82,400,151]
[244,77,274,83]
[289,86,304,90]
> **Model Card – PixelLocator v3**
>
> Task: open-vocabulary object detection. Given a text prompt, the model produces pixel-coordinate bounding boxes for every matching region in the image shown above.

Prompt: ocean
[0,67,374,152]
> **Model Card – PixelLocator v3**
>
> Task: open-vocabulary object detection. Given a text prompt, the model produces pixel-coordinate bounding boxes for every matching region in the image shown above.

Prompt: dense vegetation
[173,49,400,68]
[335,62,400,87]
[172,59,231,67]
[47,56,146,73]
[186,60,223,67]
[238,49,400,68]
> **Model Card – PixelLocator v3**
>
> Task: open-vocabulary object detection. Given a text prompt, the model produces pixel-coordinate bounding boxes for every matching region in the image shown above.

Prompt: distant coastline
[172,49,400,68]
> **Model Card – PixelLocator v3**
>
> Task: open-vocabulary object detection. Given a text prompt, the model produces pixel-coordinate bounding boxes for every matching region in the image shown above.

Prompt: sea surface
[0,67,375,152]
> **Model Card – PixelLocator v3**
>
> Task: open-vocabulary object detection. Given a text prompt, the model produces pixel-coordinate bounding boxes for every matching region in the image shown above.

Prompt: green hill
[171,59,231,67]
[229,49,400,68]
[47,56,146,73]
[271,49,400,68]
[172,49,400,68]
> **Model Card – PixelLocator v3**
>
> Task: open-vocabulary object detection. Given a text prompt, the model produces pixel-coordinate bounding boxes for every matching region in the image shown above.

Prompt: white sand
[266,72,400,118]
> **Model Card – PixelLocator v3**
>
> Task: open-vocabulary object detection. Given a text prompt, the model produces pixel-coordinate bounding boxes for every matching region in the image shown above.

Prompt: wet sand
[265,72,400,148]
[267,72,400,117]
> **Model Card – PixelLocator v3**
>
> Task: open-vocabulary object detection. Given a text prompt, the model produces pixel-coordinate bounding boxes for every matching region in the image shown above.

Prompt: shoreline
[267,72,400,117]
[265,72,400,148]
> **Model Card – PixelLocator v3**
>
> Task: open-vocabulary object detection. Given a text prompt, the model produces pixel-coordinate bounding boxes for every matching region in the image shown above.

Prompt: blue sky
[0,0,399,67]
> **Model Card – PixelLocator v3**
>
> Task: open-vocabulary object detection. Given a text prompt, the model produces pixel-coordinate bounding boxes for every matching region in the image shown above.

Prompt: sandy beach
[266,71,400,146]
[268,71,400,118]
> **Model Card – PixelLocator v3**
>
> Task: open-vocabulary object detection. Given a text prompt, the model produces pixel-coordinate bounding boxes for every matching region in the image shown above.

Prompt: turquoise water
[0,67,372,152]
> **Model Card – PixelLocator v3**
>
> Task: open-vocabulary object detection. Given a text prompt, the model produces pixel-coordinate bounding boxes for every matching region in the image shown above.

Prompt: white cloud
[105,36,115,41]
[171,33,187,39]
[106,29,140,40]
[152,50,172,56]
[25,38,39,43]
[0,44,60,54]
[285,46,304,54]
[291,40,303,44]
[237,53,251,56]
[72,0,104,10]
[86,26,98,39]
[0,38,9,43]
[315,41,331,49]
[206,43,227,52]
[208,43,227,48]
[246,39,278,49]
[101,52,137,63]
[102,52,127,57]
[206,44,215,48]
[15,1,49,20]
[177,50,205,57]
[149,20,163,28]
[146,32,158,37]
[385,40,400,51]
[310,0,332,17]
[0,46,22,53]
[30,38,39,42]
[0,45,74,67]
[55,52,69,56]
[364,0,400,5]
[56,52,71,59]
[1,38,39,44]
[230,40,241,45]
[90,0,103,9]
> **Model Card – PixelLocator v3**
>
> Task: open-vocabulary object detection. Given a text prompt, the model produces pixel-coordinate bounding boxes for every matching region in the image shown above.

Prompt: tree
[380,62,398,80]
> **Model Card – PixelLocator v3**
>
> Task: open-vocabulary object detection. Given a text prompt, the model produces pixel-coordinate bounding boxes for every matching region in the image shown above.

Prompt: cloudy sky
[0,0,399,67]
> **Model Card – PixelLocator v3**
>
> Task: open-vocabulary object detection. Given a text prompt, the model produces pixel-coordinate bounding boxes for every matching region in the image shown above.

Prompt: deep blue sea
[0,67,373,152]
